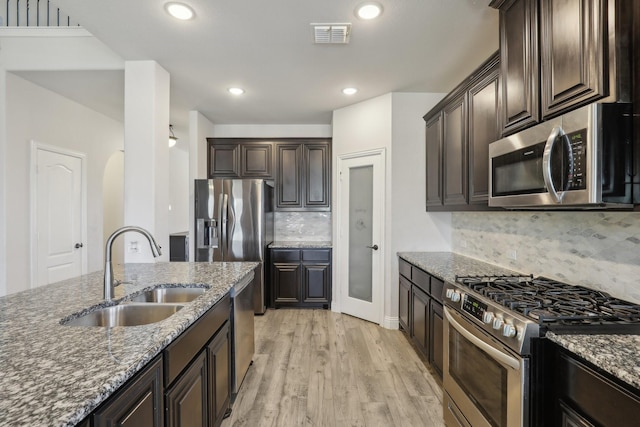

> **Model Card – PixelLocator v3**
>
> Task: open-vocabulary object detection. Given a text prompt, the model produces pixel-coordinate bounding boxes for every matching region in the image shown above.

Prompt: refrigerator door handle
[220,193,228,258]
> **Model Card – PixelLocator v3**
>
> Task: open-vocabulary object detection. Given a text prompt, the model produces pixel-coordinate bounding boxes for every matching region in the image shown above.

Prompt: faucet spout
[104,226,162,301]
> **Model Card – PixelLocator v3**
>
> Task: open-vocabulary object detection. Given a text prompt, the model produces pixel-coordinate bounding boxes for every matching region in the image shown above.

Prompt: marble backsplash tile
[274,212,332,242]
[452,212,640,303]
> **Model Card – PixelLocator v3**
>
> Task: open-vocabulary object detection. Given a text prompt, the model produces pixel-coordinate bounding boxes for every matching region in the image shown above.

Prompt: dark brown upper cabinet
[209,143,240,177]
[425,113,443,208]
[275,139,331,211]
[442,93,468,206]
[468,59,501,204]
[491,0,633,135]
[207,139,273,179]
[492,0,539,136]
[423,52,500,211]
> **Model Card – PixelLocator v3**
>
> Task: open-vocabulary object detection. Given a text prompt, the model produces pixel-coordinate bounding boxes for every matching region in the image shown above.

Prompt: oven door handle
[444,307,520,371]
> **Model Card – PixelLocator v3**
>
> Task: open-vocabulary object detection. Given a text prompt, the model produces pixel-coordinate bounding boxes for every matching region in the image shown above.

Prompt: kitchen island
[0,261,257,427]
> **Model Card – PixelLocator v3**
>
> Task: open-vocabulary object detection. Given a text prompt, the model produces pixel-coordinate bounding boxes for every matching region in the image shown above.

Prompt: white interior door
[32,143,86,287]
[338,149,385,324]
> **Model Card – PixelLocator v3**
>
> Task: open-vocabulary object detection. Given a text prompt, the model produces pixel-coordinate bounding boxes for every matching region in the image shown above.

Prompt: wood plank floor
[222,309,445,427]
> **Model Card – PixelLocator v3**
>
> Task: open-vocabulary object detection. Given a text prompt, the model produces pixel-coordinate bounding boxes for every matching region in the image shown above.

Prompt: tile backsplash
[452,211,640,303]
[274,212,332,242]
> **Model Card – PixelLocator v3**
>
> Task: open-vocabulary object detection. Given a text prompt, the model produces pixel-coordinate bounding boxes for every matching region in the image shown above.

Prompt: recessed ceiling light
[355,2,383,20]
[165,2,195,20]
[228,87,245,95]
[342,87,358,95]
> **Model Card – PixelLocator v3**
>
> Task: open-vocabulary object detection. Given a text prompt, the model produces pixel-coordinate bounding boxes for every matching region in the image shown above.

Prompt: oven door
[443,307,529,427]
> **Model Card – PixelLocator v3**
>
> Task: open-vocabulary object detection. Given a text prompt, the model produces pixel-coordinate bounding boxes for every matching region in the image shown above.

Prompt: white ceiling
[19,0,499,135]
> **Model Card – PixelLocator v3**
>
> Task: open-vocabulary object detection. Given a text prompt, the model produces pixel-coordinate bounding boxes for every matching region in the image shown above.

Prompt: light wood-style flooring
[222,309,445,427]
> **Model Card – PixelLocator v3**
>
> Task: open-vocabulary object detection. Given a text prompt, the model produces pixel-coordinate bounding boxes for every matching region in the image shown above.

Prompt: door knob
[367,244,379,250]
[75,243,84,249]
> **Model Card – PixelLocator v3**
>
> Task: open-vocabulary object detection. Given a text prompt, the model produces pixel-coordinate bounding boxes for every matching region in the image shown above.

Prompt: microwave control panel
[566,128,587,190]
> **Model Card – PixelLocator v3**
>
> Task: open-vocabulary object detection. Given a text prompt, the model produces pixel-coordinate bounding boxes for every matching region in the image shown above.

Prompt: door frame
[30,141,88,288]
[335,148,386,326]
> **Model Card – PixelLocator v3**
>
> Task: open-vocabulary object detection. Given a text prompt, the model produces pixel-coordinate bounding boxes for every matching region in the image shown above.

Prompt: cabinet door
[302,263,330,305]
[94,356,164,427]
[468,60,500,205]
[442,93,468,206]
[399,276,411,333]
[411,285,430,356]
[425,113,443,208]
[272,262,302,305]
[208,323,231,427]
[303,143,331,210]
[209,144,240,178]
[165,352,208,427]
[241,143,273,178]
[429,300,444,379]
[275,144,303,209]
[540,0,606,119]
[498,0,539,135]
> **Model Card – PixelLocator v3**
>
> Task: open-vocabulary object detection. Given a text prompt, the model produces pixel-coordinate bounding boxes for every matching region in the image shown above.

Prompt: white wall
[5,73,123,295]
[169,148,189,233]
[389,93,451,324]
[210,124,332,138]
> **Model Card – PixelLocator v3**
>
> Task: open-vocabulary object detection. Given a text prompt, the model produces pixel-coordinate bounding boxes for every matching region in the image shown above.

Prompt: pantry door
[31,142,87,287]
[337,149,385,325]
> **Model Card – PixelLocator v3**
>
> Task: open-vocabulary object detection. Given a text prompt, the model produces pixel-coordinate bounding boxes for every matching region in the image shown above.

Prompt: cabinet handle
[367,244,379,250]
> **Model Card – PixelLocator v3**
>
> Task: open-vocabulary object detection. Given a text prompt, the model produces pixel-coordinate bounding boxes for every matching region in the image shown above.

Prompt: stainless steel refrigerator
[194,179,274,314]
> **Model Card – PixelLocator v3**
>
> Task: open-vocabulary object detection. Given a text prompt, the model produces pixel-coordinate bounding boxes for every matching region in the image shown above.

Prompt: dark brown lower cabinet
[208,323,231,427]
[398,275,411,332]
[93,356,164,427]
[398,257,444,380]
[271,248,331,308]
[165,352,208,427]
[411,285,430,355]
[544,341,640,427]
[429,300,444,377]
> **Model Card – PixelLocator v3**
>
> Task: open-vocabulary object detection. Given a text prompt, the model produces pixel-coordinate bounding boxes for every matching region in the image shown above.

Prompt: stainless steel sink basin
[129,287,208,303]
[63,303,184,327]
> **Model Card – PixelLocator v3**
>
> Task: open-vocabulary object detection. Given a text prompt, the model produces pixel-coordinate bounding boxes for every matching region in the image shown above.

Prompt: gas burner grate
[455,274,640,326]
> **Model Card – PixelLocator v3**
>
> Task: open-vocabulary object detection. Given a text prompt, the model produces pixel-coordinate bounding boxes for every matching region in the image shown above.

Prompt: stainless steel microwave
[489,103,634,209]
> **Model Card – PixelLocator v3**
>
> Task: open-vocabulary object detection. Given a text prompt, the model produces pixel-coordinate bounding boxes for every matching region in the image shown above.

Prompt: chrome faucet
[104,226,162,301]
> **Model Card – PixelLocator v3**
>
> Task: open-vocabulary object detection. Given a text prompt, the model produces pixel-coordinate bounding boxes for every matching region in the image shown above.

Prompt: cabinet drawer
[271,249,301,262]
[431,277,444,302]
[412,267,430,293]
[302,249,331,262]
[164,295,230,387]
[399,259,411,279]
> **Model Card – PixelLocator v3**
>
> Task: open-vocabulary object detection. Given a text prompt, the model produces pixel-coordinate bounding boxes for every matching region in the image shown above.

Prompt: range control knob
[492,317,504,330]
[445,289,455,299]
[503,323,517,338]
[482,311,494,324]
[449,291,461,303]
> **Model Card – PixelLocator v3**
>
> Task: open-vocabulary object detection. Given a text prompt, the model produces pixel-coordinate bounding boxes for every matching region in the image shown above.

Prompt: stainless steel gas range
[442,275,640,427]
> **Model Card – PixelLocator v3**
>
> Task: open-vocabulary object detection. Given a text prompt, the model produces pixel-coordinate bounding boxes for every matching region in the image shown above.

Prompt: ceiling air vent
[311,23,352,44]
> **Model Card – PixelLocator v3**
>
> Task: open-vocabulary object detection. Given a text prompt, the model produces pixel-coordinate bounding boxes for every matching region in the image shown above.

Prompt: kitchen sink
[129,287,208,303]
[62,303,184,327]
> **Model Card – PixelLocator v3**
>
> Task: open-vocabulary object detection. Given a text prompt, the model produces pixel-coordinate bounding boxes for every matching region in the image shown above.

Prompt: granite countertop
[0,261,257,427]
[546,332,640,390]
[270,240,332,249]
[397,251,520,283]
[397,251,640,393]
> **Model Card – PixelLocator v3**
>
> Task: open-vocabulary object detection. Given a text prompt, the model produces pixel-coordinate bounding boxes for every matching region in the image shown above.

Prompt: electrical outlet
[129,241,139,253]
[508,249,517,260]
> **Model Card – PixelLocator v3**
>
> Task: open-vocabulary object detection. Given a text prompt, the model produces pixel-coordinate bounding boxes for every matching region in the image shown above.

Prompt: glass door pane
[348,165,373,302]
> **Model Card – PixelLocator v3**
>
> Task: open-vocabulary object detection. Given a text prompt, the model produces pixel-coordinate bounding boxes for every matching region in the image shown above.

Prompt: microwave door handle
[543,126,565,203]
[444,307,520,371]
